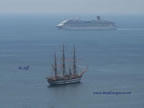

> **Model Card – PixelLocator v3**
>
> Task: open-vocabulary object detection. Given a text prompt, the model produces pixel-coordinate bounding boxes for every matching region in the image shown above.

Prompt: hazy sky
[0,0,144,14]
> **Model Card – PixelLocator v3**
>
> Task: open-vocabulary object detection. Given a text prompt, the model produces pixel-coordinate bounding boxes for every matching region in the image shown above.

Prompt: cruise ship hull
[57,25,117,30]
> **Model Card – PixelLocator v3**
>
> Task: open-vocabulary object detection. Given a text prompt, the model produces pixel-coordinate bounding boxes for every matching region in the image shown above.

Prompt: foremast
[62,45,66,76]
[73,46,77,75]
[54,53,57,77]
[51,53,58,78]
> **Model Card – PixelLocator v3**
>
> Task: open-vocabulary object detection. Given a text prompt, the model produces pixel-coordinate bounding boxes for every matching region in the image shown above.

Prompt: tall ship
[57,16,117,30]
[47,45,87,86]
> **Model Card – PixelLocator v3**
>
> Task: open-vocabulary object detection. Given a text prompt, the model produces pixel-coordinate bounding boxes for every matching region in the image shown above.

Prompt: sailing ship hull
[48,77,81,86]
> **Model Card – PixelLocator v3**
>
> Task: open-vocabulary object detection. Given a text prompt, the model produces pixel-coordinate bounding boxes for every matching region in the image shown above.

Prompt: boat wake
[118,28,144,31]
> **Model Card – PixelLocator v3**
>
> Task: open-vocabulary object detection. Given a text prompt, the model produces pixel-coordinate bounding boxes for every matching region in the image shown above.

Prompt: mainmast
[73,46,77,75]
[62,45,66,76]
[54,53,57,77]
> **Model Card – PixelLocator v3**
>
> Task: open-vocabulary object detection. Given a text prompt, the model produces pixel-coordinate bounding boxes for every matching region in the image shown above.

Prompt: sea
[0,14,144,108]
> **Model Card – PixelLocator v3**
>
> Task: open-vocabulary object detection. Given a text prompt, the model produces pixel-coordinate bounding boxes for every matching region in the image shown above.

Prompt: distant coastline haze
[0,0,144,14]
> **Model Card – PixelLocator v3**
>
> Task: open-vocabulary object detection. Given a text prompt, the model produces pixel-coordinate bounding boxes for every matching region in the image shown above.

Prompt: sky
[0,0,144,14]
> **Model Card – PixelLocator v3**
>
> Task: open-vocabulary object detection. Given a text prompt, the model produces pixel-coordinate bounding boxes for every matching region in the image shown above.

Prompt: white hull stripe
[49,78,81,85]
[59,26,117,30]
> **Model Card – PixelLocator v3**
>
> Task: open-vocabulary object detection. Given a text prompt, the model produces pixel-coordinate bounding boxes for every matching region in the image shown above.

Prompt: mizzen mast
[73,46,77,75]
[51,53,58,78]
[62,45,66,76]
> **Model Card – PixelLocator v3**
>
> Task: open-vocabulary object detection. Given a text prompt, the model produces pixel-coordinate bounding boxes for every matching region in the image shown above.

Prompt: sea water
[0,14,144,108]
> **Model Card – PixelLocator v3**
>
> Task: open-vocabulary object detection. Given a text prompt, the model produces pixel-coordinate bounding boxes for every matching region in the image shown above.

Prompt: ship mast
[73,46,77,75]
[54,53,57,77]
[62,45,66,76]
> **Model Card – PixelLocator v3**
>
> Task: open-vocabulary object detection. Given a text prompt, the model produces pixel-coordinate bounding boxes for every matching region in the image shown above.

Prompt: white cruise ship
[57,16,117,30]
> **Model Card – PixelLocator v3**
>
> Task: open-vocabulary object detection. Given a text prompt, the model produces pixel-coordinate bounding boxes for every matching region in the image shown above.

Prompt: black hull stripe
[48,78,81,85]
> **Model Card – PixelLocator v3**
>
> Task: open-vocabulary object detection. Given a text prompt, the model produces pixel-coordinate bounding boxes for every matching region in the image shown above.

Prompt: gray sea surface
[0,14,144,108]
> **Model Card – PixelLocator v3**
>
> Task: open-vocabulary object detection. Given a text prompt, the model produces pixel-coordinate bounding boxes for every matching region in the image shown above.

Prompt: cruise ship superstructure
[57,16,117,30]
